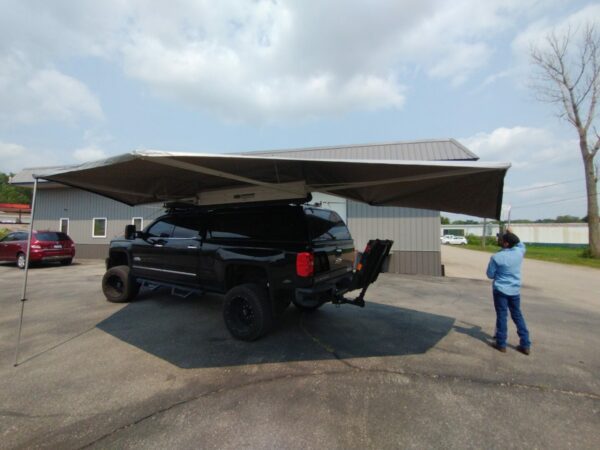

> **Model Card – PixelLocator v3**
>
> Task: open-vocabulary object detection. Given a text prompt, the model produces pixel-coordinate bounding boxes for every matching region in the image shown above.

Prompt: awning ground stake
[14,177,38,367]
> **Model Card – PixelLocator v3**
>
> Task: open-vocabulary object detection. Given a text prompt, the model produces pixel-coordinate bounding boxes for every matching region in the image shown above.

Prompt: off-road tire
[102,265,140,303]
[223,283,273,341]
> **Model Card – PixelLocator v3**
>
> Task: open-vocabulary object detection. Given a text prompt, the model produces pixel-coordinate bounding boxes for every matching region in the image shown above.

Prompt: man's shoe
[491,343,506,353]
[517,346,530,355]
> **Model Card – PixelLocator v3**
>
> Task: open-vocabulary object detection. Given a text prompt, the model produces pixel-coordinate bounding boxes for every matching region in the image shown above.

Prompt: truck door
[131,218,175,282]
[160,216,204,286]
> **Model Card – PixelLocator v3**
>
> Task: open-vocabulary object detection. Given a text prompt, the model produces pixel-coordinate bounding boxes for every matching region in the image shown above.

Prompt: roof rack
[164,193,313,213]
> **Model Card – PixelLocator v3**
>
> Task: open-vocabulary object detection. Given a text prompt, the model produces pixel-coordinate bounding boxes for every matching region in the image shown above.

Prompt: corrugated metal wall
[347,201,441,276]
[34,189,163,245]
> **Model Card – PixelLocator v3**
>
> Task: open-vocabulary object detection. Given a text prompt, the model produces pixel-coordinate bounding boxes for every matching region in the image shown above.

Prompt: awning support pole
[14,177,38,367]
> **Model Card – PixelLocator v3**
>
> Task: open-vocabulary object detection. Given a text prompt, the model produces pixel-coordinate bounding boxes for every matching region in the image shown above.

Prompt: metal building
[11,139,479,276]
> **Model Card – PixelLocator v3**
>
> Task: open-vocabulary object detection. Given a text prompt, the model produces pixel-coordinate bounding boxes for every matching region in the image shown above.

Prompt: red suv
[0,231,76,268]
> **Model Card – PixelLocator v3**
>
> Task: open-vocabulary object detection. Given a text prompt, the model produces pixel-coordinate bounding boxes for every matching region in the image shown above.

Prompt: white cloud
[463,126,576,169]
[0,140,63,173]
[0,0,553,123]
[512,4,600,58]
[72,146,107,162]
[461,125,590,218]
[0,55,103,125]
[509,3,600,91]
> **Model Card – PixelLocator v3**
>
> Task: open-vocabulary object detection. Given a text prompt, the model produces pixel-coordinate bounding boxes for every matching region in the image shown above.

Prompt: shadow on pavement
[96,289,455,369]
[453,323,495,345]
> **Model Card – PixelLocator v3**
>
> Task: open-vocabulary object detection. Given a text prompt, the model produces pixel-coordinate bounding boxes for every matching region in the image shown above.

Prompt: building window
[92,218,107,238]
[59,218,69,235]
[132,217,143,231]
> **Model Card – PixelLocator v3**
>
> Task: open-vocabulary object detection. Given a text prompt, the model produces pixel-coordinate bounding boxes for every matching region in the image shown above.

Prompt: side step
[171,287,194,299]
[138,279,203,298]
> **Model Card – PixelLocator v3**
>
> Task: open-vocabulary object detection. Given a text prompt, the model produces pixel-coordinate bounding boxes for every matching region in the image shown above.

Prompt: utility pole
[482,218,487,248]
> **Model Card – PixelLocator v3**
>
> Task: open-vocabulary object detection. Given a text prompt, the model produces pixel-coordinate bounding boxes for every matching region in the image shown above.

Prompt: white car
[441,235,468,245]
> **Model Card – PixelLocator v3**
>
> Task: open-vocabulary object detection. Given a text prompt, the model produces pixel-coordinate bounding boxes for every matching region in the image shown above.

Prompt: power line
[511,193,597,209]
[507,178,581,193]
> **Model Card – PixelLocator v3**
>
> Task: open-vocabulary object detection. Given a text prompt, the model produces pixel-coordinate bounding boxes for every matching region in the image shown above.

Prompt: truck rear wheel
[102,265,140,303]
[223,283,273,341]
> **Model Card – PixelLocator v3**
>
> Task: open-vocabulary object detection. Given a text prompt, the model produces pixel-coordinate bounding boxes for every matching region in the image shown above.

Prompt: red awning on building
[0,203,31,213]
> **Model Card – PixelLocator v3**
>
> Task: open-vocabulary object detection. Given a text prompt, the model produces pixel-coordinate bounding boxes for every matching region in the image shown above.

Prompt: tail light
[296,252,314,277]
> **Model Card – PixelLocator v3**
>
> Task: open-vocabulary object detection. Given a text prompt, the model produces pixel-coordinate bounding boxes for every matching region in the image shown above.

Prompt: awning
[38,150,510,219]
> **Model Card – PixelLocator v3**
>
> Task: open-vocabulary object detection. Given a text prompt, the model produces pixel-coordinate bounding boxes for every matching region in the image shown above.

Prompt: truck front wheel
[102,265,140,303]
[223,283,273,341]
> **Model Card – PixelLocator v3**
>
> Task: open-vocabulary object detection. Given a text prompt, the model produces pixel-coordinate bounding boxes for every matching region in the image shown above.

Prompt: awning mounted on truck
[13,149,510,366]
[37,150,510,219]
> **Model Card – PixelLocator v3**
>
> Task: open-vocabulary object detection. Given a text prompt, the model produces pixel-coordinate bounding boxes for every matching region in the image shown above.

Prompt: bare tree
[530,24,600,257]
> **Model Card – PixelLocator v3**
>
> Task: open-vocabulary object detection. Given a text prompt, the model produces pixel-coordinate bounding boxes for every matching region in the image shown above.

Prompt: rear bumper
[30,250,75,262]
[294,273,353,308]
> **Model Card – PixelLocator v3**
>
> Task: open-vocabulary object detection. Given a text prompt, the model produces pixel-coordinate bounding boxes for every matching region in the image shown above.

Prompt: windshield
[35,232,70,241]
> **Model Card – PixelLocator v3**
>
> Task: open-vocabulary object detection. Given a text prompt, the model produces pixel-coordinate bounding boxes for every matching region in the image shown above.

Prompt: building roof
[10,165,75,185]
[237,139,479,161]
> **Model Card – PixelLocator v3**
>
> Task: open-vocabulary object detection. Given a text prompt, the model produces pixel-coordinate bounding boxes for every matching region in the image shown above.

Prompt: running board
[137,278,204,298]
[171,287,194,298]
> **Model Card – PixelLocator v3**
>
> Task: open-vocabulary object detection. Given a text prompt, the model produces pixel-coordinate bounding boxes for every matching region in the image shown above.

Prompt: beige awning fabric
[38,150,510,218]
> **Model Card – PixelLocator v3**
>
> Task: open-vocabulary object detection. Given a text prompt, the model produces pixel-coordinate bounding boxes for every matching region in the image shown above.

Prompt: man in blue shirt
[486,230,531,355]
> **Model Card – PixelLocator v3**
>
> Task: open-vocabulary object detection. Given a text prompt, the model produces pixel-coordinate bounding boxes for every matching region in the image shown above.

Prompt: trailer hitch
[332,239,393,309]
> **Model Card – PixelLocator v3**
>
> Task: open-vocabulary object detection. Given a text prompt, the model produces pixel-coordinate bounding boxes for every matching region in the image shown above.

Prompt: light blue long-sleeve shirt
[486,242,526,296]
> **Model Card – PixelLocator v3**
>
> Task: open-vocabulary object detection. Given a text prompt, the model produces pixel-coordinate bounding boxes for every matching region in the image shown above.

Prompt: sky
[0,0,599,220]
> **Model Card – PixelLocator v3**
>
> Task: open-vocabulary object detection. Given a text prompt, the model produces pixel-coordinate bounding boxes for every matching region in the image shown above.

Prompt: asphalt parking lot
[1,247,599,449]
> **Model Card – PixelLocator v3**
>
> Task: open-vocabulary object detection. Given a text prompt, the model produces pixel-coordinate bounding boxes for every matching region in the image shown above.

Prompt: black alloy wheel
[223,283,273,341]
[101,265,140,303]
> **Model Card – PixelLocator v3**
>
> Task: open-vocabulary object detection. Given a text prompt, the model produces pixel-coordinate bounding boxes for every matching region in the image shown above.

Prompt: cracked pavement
[0,247,599,449]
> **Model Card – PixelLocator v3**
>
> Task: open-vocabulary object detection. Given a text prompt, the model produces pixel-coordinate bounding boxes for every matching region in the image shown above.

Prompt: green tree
[0,172,31,204]
[440,215,450,224]
[555,215,582,223]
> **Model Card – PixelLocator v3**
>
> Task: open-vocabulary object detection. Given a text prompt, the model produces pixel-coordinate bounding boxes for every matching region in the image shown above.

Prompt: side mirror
[125,224,136,240]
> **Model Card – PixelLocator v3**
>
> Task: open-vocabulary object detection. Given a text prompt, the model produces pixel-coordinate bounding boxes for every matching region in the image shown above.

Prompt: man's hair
[502,232,520,248]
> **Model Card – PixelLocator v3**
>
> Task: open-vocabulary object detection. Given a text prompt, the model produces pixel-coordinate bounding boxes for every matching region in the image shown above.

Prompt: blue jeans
[493,289,531,348]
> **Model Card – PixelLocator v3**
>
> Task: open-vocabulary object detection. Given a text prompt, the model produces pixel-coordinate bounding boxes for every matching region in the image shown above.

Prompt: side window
[59,218,69,234]
[132,217,143,231]
[1,233,16,242]
[16,232,30,241]
[208,213,253,239]
[306,208,351,241]
[92,218,107,238]
[171,217,204,239]
[207,207,306,241]
[146,219,175,238]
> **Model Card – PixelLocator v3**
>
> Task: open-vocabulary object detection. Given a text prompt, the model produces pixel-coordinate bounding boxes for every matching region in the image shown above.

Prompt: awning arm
[143,156,306,197]
[310,168,494,192]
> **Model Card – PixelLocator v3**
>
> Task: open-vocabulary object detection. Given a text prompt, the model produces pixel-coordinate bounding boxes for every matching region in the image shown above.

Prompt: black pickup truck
[103,202,392,340]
